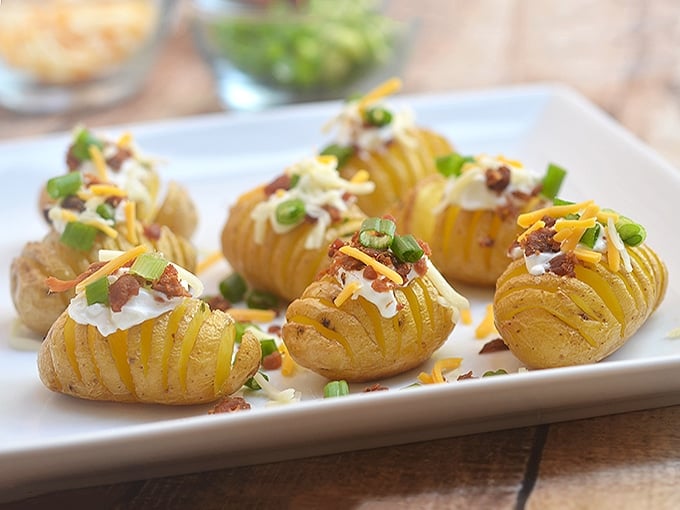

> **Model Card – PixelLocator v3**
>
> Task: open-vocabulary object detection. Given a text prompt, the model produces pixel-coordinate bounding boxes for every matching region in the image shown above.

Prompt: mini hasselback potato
[320,78,453,217]
[38,249,261,404]
[493,200,667,368]
[39,125,198,237]
[282,217,469,382]
[221,156,373,302]
[390,154,565,286]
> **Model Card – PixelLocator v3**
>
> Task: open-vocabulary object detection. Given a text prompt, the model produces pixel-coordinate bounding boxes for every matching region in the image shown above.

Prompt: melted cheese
[475,303,497,339]
[333,280,363,307]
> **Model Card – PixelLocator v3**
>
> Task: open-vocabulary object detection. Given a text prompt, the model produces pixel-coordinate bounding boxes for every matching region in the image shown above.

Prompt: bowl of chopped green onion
[189,0,413,111]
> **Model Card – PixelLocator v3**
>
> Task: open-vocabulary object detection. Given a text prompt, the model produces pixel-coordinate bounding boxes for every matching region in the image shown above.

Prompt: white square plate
[2,84,679,502]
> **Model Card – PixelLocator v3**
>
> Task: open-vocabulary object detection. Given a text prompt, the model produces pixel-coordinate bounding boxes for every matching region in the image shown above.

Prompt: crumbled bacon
[485,165,511,193]
[363,383,389,392]
[205,295,231,312]
[478,236,495,248]
[522,227,560,256]
[61,195,86,212]
[45,260,108,293]
[151,264,191,298]
[109,273,143,312]
[208,396,251,414]
[105,195,124,209]
[263,174,292,196]
[262,351,282,370]
[143,223,162,241]
[106,147,132,171]
[479,338,510,354]
[548,252,577,277]
[65,146,80,171]
[267,324,282,335]
[457,371,475,381]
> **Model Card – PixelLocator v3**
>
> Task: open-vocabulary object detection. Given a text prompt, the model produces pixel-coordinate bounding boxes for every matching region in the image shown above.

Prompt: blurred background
[0,0,678,167]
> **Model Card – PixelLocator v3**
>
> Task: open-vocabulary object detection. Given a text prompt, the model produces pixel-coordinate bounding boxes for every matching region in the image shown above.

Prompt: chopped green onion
[323,380,350,398]
[565,213,580,220]
[85,277,110,306]
[275,198,306,226]
[390,234,424,263]
[129,252,169,282]
[289,174,301,188]
[46,171,82,199]
[96,203,115,221]
[364,107,393,127]
[552,197,575,206]
[541,163,567,200]
[259,338,278,360]
[234,322,250,344]
[60,221,98,251]
[579,224,601,249]
[246,290,279,310]
[435,153,474,178]
[219,273,247,303]
[482,369,508,377]
[358,217,396,249]
[245,371,269,391]
[320,144,354,169]
[616,216,647,246]
[71,128,104,161]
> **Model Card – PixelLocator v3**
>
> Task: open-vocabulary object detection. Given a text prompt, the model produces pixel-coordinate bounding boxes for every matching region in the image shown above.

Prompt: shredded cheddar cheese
[334,280,363,307]
[475,303,497,339]
[517,220,546,243]
[195,251,224,275]
[357,77,402,112]
[76,245,148,293]
[87,184,128,198]
[418,357,463,384]
[573,247,603,264]
[117,132,133,148]
[88,145,108,181]
[460,308,473,325]
[278,342,297,377]
[553,217,597,231]
[338,245,403,285]
[82,219,118,239]
[124,201,137,244]
[228,308,277,323]
[517,200,594,228]
[350,169,370,184]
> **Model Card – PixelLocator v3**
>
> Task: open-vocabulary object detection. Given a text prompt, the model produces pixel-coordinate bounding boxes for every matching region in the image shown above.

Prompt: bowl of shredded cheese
[0,0,179,114]
[189,0,413,111]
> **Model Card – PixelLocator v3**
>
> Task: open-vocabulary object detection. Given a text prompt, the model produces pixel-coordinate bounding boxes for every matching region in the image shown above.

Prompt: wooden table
[2,1,680,508]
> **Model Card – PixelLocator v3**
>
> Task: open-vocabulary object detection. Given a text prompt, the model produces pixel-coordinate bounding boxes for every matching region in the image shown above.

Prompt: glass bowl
[190,0,413,111]
[0,0,179,114]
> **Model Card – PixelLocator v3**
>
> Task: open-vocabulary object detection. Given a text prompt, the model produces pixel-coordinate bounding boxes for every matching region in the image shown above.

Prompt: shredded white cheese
[252,372,301,406]
[250,157,374,249]
[424,259,469,322]
[607,217,633,273]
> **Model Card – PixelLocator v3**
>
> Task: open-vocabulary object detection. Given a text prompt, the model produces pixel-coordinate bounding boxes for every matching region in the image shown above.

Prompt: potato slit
[162,301,188,390]
[360,298,387,355]
[108,328,136,397]
[289,314,354,359]
[401,285,422,349]
[506,304,598,348]
[414,278,435,327]
[440,205,461,257]
[178,305,211,391]
[574,266,625,335]
[87,325,104,383]
[484,214,503,270]
[214,321,236,396]
[64,316,82,381]
[463,210,483,262]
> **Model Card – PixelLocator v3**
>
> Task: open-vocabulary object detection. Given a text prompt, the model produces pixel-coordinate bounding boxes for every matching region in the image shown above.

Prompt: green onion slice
[219,273,247,303]
[275,198,306,226]
[391,234,424,263]
[435,153,474,178]
[579,223,601,249]
[482,369,508,377]
[60,222,98,251]
[541,163,567,200]
[234,322,249,344]
[245,371,269,391]
[364,107,393,127]
[85,276,110,306]
[320,144,355,169]
[552,197,575,206]
[129,252,169,282]
[323,380,350,398]
[96,203,115,221]
[46,171,82,199]
[246,289,279,310]
[615,216,646,246]
[358,217,396,249]
[71,128,104,161]
[259,338,278,360]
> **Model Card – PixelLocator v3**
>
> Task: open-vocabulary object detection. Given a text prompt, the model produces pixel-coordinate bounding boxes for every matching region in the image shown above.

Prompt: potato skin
[338,128,452,217]
[38,299,261,404]
[282,274,457,382]
[10,224,197,337]
[221,186,365,302]
[390,174,547,286]
[493,243,667,368]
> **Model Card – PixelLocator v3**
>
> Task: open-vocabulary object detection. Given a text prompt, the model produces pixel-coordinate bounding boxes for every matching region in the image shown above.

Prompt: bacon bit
[485,165,511,193]
[106,147,132,171]
[263,174,292,196]
[479,338,509,354]
[327,238,346,258]
[45,261,108,293]
[151,264,191,298]
[267,324,282,335]
[109,273,142,312]
[143,223,162,241]
[478,236,495,247]
[522,227,560,256]
[457,371,475,381]
[262,351,282,370]
[363,383,389,392]
[548,252,577,277]
[205,295,231,312]
[208,396,251,414]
